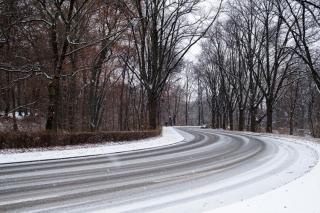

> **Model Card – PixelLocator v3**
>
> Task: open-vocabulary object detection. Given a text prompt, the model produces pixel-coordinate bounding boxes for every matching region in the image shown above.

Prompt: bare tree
[183,62,194,125]
[254,0,295,132]
[120,0,222,129]
[88,2,128,131]
[276,0,320,93]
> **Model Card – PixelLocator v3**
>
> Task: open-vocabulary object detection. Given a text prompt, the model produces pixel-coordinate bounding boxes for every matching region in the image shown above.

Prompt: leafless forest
[0,0,320,137]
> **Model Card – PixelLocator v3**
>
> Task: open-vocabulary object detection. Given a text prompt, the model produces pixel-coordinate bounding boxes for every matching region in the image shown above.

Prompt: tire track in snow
[0,127,317,213]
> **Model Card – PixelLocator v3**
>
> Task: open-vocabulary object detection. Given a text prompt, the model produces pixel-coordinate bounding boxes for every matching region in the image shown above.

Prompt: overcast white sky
[184,0,224,62]
[185,45,202,62]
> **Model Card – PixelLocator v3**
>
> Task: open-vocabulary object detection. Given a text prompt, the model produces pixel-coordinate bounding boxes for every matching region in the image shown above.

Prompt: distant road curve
[0,127,318,213]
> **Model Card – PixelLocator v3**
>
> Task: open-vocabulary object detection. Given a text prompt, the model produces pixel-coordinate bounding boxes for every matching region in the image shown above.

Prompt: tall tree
[276,0,320,93]
[121,0,222,129]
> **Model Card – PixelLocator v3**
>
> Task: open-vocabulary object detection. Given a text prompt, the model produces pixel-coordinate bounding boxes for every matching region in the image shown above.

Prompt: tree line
[1,0,319,137]
[0,0,221,132]
[196,0,320,136]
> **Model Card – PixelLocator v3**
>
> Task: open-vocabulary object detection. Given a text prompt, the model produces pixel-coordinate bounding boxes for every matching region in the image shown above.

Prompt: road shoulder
[0,127,184,164]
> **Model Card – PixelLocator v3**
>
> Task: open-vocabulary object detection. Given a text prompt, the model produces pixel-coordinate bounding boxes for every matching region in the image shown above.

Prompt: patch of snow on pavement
[205,133,320,213]
[107,132,319,213]
[0,127,184,164]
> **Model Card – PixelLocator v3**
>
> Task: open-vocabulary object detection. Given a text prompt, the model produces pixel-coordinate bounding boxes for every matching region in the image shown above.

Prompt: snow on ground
[205,132,320,213]
[1,127,319,213]
[0,112,28,120]
[90,128,319,213]
[0,127,184,164]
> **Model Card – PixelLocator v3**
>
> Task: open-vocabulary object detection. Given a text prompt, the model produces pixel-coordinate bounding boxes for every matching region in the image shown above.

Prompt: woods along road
[0,127,319,213]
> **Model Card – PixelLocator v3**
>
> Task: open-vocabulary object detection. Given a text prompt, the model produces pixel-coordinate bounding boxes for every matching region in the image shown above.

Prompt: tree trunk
[229,109,234,130]
[185,77,189,126]
[46,77,60,131]
[308,89,315,137]
[140,86,145,129]
[23,79,28,116]
[185,99,188,125]
[238,107,244,131]
[119,70,125,131]
[5,73,10,116]
[211,106,215,128]
[250,106,257,132]
[11,85,18,131]
[216,112,220,128]
[81,71,88,131]
[17,79,22,116]
[148,95,158,129]
[198,98,202,126]
[124,81,131,130]
[266,98,273,133]
[289,114,294,135]
[222,111,226,129]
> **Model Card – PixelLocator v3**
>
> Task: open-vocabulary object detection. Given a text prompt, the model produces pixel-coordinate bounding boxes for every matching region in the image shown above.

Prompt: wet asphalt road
[0,127,299,212]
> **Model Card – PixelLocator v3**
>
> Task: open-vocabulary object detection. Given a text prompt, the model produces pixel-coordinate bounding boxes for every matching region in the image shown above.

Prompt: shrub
[0,129,161,150]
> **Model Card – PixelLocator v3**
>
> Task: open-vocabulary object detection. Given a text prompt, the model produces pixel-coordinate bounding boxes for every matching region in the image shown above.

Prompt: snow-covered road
[0,127,319,212]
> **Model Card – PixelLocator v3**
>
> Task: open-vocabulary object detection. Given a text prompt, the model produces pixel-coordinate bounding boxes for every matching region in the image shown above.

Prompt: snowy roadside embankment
[0,127,184,164]
[206,132,320,213]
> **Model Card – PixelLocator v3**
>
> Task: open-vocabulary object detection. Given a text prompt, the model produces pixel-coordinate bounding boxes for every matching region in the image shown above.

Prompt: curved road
[0,127,317,212]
